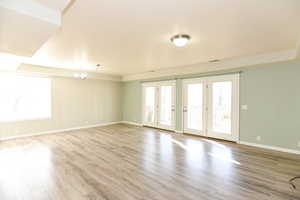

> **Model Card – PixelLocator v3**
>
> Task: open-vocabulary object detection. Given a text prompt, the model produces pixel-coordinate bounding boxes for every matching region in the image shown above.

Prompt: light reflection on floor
[0,144,52,199]
[142,129,241,177]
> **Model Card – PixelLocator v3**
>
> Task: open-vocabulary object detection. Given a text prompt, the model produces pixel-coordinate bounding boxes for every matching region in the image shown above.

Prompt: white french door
[143,86,157,127]
[142,81,176,131]
[183,74,239,142]
[183,78,206,136]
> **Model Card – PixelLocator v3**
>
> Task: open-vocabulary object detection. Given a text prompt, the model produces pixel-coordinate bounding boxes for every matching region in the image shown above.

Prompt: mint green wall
[122,61,300,151]
[122,81,142,123]
[239,61,300,150]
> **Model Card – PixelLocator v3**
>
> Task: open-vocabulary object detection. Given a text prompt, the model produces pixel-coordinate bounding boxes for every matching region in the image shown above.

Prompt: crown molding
[122,49,296,81]
[10,64,122,82]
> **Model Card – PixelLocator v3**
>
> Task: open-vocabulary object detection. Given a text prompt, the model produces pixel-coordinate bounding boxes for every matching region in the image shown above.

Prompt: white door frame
[142,82,158,127]
[142,80,176,131]
[206,74,240,142]
[182,74,240,142]
[157,80,176,131]
[182,78,207,136]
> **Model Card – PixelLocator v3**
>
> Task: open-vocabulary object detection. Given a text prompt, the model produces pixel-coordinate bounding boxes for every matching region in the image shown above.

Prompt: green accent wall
[122,81,142,123]
[122,60,300,151]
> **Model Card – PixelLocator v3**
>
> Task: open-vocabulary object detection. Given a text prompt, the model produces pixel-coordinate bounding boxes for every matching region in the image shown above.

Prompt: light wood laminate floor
[0,124,300,200]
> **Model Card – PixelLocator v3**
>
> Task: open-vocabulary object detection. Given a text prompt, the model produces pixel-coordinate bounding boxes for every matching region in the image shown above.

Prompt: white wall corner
[121,121,143,126]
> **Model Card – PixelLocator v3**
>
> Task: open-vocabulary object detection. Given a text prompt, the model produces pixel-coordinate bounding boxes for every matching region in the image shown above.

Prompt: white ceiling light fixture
[171,34,191,47]
[73,72,88,79]
[79,73,88,79]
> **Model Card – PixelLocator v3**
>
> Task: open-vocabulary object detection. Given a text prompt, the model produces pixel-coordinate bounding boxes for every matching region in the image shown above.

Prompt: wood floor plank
[0,124,299,200]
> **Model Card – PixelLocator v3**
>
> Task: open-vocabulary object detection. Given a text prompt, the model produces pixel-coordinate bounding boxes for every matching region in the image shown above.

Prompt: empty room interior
[1,0,300,199]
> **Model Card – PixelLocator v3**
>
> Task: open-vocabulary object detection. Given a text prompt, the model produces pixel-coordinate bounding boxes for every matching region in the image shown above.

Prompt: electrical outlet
[256,136,261,141]
[85,121,89,124]
[298,142,300,148]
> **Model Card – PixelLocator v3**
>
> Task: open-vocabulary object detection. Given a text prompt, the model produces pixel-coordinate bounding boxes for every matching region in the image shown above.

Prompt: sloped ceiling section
[0,0,70,57]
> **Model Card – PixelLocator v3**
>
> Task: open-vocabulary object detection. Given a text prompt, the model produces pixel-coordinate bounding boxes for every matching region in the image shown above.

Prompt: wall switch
[241,105,248,110]
[85,121,89,124]
[298,142,300,148]
[256,136,261,141]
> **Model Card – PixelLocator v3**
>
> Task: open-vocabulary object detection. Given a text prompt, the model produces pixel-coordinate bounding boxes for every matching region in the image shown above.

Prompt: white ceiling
[35,0,70,11]
[19,0,300,76]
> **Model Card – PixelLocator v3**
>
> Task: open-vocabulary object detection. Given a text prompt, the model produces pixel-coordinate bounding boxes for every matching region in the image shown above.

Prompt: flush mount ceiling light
[73,72,88,80]
[171,34,191,47]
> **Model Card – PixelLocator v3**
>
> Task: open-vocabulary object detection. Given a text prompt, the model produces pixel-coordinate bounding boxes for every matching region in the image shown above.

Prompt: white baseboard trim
[0,121,121,141]
[239,141,300,155]
[121,121,143,127]
[175,130,183,134]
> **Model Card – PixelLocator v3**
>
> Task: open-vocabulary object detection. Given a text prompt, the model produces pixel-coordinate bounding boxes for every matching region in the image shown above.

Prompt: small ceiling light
[73,73,88,80]
[171,34,191,47]
[79,73,88,79]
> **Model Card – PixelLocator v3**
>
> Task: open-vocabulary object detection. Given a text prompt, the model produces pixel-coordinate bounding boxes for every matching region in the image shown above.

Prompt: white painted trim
[239,141,300,155]
[0,121,121,141]
[16,64,122,82]
[141,81,177,131]
[175,130,183,134]
[181,74,240,142]
[122,49,296,81]
[142,80,176,87]
[182,78,207,136]
[121,121,143,126]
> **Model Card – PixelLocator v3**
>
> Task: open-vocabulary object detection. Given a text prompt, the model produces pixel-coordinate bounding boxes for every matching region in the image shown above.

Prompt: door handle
[183,106,187,112]
[171,105,175,112]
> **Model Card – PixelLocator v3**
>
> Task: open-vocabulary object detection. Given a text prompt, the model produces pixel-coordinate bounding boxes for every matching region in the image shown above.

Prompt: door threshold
[183,132,237,144]
[143,125,175,133]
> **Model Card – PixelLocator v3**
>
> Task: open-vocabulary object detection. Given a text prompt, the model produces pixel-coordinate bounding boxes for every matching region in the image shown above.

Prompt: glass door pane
[159,86,172,126]
[143,81,176,130]
[183,80,206,136]
[144,87,156,125]
[183,75,239,141]
[212,81,232,134]
[207,74,239,142]
[187,83,203,131]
